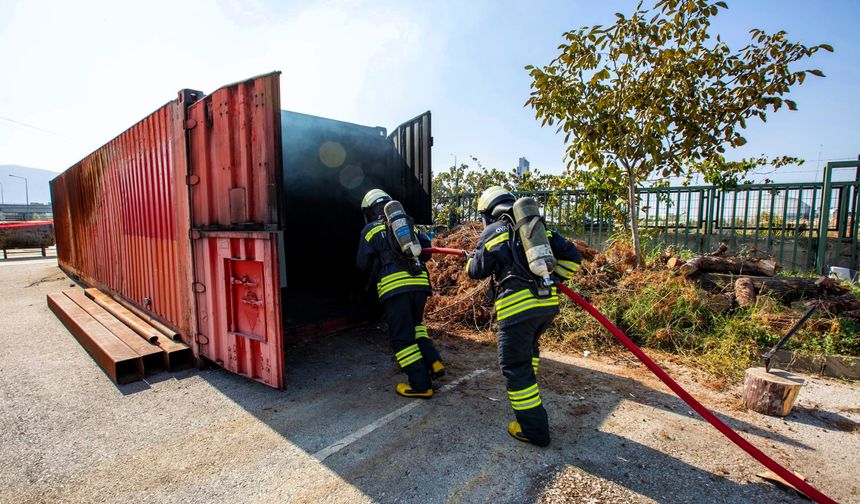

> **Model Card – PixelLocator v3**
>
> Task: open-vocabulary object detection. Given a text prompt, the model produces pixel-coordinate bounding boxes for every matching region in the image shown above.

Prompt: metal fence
[435,160,860,273]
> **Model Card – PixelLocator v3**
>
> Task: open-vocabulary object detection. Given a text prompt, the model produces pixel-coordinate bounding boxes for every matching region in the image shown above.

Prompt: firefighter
[467,186,581,446]
[356,189,445,398]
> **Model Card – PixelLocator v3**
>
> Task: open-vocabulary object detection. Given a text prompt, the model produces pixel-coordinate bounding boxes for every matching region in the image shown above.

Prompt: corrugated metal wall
[186,73,285,388]
[388,112,432,224]
[50,71,423,390]
[51,100,196,340]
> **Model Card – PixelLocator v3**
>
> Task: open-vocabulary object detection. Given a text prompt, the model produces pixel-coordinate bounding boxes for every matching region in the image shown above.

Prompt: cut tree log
[697,274,847,303]
[680,256,779,277]
[809,294,860,318]
[667,257,686,270]
[735,277,756,308]
[743,367,804,417]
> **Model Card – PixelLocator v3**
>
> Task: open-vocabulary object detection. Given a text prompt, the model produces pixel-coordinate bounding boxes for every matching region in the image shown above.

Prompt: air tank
[384,200,422,259]
[512,197,556,285]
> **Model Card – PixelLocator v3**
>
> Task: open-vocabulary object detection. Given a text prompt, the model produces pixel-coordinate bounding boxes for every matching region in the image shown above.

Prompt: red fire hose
[424,247,468,256]
[424,247,838,504]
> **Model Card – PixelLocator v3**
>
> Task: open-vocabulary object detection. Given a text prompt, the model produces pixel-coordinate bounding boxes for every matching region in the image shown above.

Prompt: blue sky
[1,0,858,183]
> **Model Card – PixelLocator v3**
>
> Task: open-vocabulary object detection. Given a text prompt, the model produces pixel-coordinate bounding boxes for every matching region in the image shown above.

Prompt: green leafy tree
[525,0,832,265]
[432,157,582,227]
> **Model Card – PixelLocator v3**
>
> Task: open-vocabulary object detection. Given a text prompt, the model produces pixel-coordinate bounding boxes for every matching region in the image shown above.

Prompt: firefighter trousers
[498,314,555,446]
[383,291,442,392]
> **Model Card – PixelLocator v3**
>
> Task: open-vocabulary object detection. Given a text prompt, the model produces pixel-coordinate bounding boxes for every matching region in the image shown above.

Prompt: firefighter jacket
[467,221,581,328]
[356,219,433,302]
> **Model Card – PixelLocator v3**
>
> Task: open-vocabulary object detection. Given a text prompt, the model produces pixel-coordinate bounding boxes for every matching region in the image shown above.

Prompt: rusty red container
[51,72,432,388]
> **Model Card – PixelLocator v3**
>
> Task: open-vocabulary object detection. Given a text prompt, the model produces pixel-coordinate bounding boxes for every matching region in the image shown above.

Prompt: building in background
[516,157,530,178]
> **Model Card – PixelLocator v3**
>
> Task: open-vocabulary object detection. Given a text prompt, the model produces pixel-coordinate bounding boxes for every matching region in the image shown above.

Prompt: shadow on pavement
[199,328,811,503]
[786,405,859,433]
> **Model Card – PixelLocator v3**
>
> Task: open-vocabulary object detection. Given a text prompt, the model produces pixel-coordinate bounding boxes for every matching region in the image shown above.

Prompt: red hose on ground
[423,247,838,504]
[423,246,468,256]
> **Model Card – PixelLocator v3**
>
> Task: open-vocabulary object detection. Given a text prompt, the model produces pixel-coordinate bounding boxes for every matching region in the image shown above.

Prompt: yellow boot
[431,360,446,380]
[396,383,433,399]
[507,421,530,443]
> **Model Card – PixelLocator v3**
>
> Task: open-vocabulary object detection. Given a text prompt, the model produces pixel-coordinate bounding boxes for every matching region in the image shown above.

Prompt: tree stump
[742,367,804,417]
[735,277,756,308]
[667,257,686,270]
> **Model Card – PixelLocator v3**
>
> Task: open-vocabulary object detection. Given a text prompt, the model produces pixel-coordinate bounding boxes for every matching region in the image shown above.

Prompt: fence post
[816,162,834,274]
[704,187,717,252]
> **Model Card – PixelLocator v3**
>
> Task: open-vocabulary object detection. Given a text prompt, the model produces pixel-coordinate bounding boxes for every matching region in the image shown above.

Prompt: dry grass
[426,225,860,386]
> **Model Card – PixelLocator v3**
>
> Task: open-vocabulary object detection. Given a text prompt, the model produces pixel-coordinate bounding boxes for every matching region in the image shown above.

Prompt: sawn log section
[680,256,779,277]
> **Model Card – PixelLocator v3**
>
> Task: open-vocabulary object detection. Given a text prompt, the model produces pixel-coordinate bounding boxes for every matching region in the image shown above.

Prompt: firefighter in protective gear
[356,189,445,398]
[467,186,581,446]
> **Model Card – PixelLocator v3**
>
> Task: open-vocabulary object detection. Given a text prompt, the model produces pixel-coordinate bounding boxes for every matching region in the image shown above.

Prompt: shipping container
[51,72,432,388]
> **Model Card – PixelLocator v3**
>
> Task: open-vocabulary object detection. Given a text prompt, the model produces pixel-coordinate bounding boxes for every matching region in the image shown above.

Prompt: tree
[525,0,832,265]
[431,158,574,227]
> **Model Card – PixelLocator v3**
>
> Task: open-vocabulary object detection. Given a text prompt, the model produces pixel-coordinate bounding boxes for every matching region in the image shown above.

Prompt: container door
[388,111,432,224]
[192,231,283,388]
[185,72,285,389]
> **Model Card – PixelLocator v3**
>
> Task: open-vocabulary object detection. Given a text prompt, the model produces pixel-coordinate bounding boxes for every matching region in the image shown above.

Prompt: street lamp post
[8,174,28,207]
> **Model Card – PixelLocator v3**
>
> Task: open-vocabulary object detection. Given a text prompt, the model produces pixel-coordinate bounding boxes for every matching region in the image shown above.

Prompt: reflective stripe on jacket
[467,221,580,327]
[356,219,432,302]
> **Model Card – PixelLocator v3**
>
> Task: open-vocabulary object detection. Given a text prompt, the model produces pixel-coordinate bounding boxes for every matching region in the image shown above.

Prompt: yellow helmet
[361,189,391,210]
[477,186,515,217]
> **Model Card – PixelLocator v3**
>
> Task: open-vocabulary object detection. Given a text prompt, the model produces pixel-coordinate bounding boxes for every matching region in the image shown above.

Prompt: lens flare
[319,141,346,168]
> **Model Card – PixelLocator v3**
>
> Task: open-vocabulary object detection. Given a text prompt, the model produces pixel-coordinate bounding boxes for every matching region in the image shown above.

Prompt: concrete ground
[1,251,858,503]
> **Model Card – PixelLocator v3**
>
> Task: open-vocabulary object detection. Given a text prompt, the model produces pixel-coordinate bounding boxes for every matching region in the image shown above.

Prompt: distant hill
[0,165,60,205]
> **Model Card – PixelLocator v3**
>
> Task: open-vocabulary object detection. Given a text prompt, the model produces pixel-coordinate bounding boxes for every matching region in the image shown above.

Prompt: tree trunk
[743,367,804,417]
[735,277,756,308]
[813,294,860,317]
[627,171,642,268]
[698,273,848,302]
[680,256,779,277]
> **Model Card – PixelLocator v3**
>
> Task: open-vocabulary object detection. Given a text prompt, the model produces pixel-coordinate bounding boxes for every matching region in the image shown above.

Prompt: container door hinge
[193,282,206,293]
[189,229,202,240]
[184,118,198,130]
[186,174,200,186]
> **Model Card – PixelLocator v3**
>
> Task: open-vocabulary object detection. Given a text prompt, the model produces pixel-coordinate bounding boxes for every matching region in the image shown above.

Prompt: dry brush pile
[426,224,860,384]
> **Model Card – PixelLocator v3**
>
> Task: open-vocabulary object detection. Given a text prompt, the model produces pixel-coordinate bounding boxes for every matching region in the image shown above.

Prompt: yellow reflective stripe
[509,383,542,411]
[399,352,423,367]
[555,260,579,279]
[497,297,559,320]
[507,383,538,400]
[546,230,553,238]
[557,260,579,272]
[494,289,534,310]
[379,278,431,297]
[365,225,385,242]
[512,396,542,410]
[415,326,429,339]
[495,287,558,310]
[532,357,539,374]
[395,344,420,360]
[484,232,509,251]
[377,271,429,295]
[379,270,426,286]
[465,257,473,271]
[555,268,574,280]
